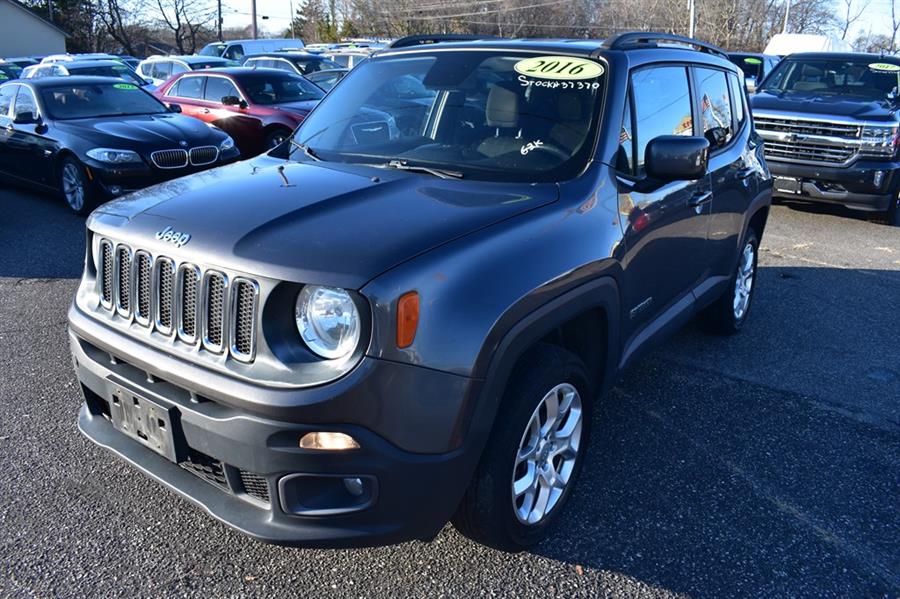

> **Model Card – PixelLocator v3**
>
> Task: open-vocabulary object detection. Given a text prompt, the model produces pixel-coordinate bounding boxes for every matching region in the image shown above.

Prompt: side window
[170,76,204,99]
[278,60,300,74]
[171,62,187,75]
[204,77,240,103]
[0,85,16,117]
[224,44,244,61]
[695,67,733,149]
[616,90,635,174]
[13,87,36,118]
[728,72,746,130]
[631,66,693,176]
[152,62,172,80]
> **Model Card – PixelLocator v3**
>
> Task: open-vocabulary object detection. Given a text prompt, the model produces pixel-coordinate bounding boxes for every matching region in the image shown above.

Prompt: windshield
[39,82,168,120]
[199,43,227,57]
[291,50,606,182]
[239,73,324,104]
[68,65,144,85]
[0,64,21,80]
[760,57,900,100]
[191,60,229,70]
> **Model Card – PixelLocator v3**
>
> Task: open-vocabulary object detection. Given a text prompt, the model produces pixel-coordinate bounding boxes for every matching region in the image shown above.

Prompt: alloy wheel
[733,241,755,320]
[511,382,583,525]
[62,162,85,212]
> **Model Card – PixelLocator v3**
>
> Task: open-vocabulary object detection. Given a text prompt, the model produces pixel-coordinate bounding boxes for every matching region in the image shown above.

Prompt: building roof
[3,0,69,38]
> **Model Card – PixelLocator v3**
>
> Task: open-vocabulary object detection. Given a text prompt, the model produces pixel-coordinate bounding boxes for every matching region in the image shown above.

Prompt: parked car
[69,32,771,551]
[241,52,342,76]
[41,53,123,65]
[117,55,142,70]
[0,76,238,214]
[2,56,39,70]
[199,39,305,62]
[136,55,233,87]
[155,67,324,155]
[727,52,780,92]
[22,59,151,89]
[305,67,349,91]
[323,51,369,69]
[0,62,23,81]
[750,52,900,225]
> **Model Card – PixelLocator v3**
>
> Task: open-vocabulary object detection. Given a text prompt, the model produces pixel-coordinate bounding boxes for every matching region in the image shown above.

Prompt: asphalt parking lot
[0,186,898,598]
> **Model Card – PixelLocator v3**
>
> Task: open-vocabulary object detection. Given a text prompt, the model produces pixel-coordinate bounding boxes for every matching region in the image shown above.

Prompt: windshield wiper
[369,159,463,180]
[289,139,322,162]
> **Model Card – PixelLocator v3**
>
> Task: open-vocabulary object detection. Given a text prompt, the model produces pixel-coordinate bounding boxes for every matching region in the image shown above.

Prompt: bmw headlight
[295,286,361,359]
[86,148,142,163]
[219,134,235,151]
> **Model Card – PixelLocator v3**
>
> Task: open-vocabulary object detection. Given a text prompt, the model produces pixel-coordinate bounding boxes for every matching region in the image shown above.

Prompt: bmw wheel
[453,343,593,551]
[59,157,95,216]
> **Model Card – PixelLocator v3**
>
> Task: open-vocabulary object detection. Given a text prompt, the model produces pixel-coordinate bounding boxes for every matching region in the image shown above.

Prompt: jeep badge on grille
[156,226,191,248]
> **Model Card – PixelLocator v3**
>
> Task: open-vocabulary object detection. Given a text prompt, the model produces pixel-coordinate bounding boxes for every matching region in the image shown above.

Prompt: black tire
[452,343,593,551]
[700,228,759,334]
[265,128,292,150]
[885,194,900,227]
[58,156,96,216]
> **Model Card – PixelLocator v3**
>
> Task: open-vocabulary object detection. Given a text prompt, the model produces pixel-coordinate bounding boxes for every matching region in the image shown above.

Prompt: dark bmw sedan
[0,76,239,214]
[155,68,325,156]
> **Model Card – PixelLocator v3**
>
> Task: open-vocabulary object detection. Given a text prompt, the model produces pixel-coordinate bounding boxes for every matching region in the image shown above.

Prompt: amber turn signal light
[396,291,419,348]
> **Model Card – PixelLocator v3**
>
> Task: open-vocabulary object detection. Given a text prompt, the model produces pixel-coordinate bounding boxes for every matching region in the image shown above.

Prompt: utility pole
[782,0,791,33]
[251,0,258,39]
[217,0,223,41]
[688,0,695,37]
[289,0,295,38]
[48,0,53,23]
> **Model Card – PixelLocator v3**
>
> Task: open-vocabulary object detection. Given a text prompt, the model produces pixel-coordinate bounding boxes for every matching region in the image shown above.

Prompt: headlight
[219,135,235,151]
[85,148,142,163]
[295,285,360,359]
[860,124,899,157]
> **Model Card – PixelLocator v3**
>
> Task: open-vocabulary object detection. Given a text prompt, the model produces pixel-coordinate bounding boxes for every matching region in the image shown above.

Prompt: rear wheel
[701,228,759,334]
[59,157,96,216]
[453,343,593,551]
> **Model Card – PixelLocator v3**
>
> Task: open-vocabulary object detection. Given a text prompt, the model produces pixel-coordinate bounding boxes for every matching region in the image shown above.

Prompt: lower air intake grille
[239,470,270,503]
[180,449,227,489]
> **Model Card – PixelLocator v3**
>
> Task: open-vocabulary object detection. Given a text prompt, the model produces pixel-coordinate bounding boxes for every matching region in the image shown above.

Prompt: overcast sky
[220,0,896,41]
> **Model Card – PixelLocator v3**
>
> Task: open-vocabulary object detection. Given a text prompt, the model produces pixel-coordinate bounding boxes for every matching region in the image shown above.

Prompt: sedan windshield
[760,58,900,100]
[68,65,145,86]
[291,50,606,182]
[239,72,324,104]
[0,64,21,80]
[39,82,168,120]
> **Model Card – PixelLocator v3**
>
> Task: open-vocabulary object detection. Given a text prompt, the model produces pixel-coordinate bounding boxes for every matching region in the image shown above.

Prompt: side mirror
[222,95,247,108]
[645,136,709,181]
[745,76,758,93]
[167,102,182,113]
[13,111,38,125]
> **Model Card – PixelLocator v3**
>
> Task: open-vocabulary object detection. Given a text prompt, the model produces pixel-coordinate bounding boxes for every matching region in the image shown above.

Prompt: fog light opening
[299,431,360,451]
[108,185,123,196]
[343,477,364,496]
[874,170,885,187]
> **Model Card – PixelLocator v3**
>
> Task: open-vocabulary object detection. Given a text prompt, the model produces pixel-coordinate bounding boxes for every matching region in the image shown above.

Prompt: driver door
[0,84,17,175]
[6,85,54,185]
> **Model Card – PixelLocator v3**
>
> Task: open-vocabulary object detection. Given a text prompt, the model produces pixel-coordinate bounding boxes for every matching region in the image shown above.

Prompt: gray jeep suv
[68,33,772,550]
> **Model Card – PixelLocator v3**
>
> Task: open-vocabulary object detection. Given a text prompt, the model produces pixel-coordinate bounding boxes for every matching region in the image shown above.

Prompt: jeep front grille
[96,239,259,362]
[754,114,861,166]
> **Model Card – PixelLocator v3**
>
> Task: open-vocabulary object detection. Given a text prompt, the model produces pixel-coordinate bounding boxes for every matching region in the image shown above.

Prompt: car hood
[88,156,558,289]
[56,113,223,149]
[272,99,319,115]
[751,90,899,122]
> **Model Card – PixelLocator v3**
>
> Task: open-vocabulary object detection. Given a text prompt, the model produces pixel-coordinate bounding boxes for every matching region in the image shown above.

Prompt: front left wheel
[885,193,900,227]
[59,157,96,216]
[452,343,593,551]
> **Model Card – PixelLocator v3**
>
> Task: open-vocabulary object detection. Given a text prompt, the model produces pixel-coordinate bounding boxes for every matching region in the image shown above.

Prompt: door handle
[202,108,211,114]
[689,191,712,207]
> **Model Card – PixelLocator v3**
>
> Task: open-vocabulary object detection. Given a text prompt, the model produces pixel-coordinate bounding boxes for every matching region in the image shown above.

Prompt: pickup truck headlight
[295,285,360,359]
[85,148,142,163]
[860,124,899,157]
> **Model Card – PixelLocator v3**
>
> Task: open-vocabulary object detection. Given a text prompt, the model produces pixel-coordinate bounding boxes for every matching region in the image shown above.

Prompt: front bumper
[69,304,482,548]
[767,159,898,212]
[84,148,241,198]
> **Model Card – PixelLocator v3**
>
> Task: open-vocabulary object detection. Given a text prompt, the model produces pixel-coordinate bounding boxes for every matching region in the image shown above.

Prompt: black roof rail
[386,34,499,49]
[601,32,728,59]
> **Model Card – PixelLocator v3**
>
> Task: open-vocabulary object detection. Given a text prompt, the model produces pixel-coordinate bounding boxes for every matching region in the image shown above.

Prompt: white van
[764,34,853,56]
[198,39,305,62]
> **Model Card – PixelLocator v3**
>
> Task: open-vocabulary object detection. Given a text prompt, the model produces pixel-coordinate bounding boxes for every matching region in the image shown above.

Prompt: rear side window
[631,66,693,176]
[695,67,733,149]
[729,72,746,129]
[151,62,172,80]
[170,76,204,99]
[0,85,16,116]
[204,77,240,103]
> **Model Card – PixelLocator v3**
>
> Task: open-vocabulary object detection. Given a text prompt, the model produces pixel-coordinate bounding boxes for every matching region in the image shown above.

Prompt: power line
[382,0,571,20]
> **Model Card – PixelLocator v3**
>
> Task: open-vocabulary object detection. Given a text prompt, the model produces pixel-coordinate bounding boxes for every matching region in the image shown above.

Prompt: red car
[154,68,324,156]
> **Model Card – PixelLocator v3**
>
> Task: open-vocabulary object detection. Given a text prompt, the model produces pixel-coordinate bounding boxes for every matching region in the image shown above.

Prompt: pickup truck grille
[96,239,259,362]
[754,114,861,166]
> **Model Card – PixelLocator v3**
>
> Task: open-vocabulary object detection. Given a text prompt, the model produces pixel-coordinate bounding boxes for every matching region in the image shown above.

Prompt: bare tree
[155,0,215,54]
[96,0,146,55]
[892,0,900,51]
[839,0,870,40]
